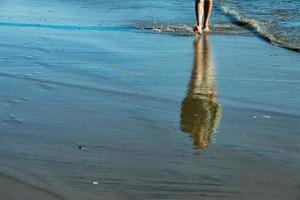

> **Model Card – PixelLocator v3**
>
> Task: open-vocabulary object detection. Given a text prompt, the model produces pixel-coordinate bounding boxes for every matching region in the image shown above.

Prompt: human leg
[194,0,204,34]
[203,0,213,32]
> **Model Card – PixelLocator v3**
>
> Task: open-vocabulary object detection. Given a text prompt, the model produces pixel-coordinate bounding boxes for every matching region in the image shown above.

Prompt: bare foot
[203,26,210,32]
[193,26,202,34]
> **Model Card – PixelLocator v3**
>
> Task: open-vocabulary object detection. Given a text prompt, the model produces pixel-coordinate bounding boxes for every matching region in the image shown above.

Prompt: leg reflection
[180,35,222,149]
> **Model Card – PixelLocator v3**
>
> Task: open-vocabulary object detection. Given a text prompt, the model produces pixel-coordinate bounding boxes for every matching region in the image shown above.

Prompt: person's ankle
[193,26,203,34]
[203,24,210,31]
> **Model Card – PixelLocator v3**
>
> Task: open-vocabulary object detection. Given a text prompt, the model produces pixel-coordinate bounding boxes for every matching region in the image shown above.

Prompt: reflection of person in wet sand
[180,35,221,149]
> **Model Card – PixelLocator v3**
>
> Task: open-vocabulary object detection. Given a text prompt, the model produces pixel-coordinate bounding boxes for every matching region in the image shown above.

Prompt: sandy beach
[1,0,300,199]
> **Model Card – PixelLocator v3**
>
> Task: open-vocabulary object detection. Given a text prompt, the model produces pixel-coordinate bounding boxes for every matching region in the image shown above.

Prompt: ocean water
[0,0,299,50]
[135,0,300,51]
[218,0,300,51]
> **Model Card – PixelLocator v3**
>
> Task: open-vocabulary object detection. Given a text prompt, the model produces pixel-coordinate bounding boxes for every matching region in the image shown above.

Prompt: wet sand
[0,172,67,200]
[0,19,300,200]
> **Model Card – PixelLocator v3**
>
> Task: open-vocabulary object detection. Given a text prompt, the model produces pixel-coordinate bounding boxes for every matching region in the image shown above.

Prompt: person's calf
[203,0,213,32]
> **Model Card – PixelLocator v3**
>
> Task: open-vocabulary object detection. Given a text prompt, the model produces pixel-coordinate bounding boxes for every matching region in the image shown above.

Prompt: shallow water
[0,0,299,50]
[218,0,300,51]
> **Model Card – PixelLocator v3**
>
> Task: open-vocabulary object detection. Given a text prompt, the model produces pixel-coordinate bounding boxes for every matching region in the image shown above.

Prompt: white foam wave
[218,2,300,52]
[139,24,194,35]
[136,23,251,36]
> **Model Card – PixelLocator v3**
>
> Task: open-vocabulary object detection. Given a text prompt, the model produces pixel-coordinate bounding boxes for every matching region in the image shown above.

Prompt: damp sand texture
[0,0,300,200]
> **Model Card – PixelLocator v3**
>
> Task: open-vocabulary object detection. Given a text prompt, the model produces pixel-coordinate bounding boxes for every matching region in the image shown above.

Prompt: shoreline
[0,20,299,52]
